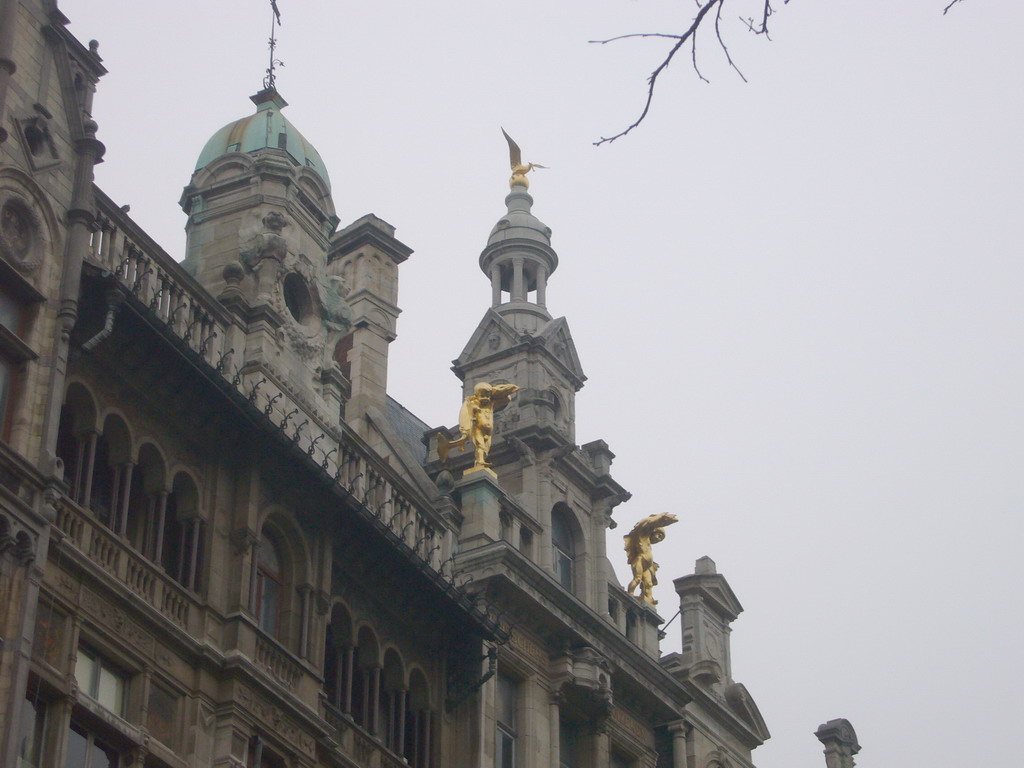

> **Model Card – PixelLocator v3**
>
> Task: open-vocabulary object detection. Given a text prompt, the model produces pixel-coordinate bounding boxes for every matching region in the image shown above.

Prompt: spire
[263,0,284,91]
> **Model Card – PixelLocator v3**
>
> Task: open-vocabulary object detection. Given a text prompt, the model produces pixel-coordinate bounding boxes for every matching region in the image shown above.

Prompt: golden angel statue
[624,513,678,606]
[438,382,519,474]
[502,128,548,189]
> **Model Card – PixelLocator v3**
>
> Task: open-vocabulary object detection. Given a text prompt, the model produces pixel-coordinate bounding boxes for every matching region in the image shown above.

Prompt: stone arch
[62,381,98,433]
[87,412,133,527]
[158,470,204,592]
[257,507,313,586]
[135,442,168,493]
[381,647,405,691]
[191,153,256,188]
[381,647,407,753]
[328,600,355,647]
[352,624,382,730]
[406,667,435,768]
[324,602,356,713]
[354,624,381,669]
[253,509,310,649]
[56,381,98,501]
[123,442,167,554]
[98,411,133,463]
[408,667,431,711]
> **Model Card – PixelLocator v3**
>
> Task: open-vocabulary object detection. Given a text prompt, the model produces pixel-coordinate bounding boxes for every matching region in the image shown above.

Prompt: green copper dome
[194,88,331,190]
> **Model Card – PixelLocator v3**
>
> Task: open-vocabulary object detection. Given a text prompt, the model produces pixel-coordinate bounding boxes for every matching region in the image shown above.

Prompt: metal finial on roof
[263,0,284,90]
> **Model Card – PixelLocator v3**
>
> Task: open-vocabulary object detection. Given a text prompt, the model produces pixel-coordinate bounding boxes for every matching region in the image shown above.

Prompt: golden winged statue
[438,382,520,474]
[502,128,548,189]
[624,513,679,605]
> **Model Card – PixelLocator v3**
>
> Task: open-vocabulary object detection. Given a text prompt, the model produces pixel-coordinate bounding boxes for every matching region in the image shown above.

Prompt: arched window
[256,533,284,638]
[324,604,354,714]
[353,626,381,731]
[551,504,576,591]
[89,415,131,530]
[406,669,434,768]
[381,649,405,752]
[160,473,203,592]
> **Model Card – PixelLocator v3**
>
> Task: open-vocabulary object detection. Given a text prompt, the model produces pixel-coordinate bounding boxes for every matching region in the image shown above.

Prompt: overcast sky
[60,1,1024,765]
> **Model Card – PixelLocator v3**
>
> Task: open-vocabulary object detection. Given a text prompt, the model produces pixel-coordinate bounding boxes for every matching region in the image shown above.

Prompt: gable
[454,309,521,370]
[535,317,586,384]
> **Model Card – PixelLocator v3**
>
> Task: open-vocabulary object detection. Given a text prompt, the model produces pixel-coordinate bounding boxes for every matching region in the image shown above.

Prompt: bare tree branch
[595,1,962,146]
[691,24,709,83]
[590,32,685,44]
[592,0,724,146]
[715,0,747,82]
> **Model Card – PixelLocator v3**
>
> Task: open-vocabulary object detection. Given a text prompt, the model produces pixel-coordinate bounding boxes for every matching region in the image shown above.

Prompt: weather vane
[263,0,284,90]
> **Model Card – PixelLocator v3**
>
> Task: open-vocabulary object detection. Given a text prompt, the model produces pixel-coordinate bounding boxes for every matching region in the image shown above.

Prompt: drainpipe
[80,288,123,352]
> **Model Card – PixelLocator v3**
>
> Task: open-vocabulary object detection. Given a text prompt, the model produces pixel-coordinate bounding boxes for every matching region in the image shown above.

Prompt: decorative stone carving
[240,212,289,269]
[0,196,43,273]
[79,587,155,656]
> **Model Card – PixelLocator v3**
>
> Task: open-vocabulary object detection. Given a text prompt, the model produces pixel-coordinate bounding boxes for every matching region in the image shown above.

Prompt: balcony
[53,495,198,634]
[323,701,408,768]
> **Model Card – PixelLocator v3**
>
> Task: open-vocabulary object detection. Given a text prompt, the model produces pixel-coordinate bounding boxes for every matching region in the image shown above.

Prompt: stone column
[423,710,433,768]
[491,267,502,306]
[71,435,87,500]
[247,536,261,614]
[815,719,860,768]
[117,462,135,536]
[549,691,562,768]
[396,689,407,757]
[668,721,690,768]
[153,491,168,564]
[512,258,524,301]
[593,728,610,768]
[186,517,202,590]
[343,646,355,713]
[536,264,547,307]
[80,431,98,508]
[370,667,382,736]
[297,584,312,658]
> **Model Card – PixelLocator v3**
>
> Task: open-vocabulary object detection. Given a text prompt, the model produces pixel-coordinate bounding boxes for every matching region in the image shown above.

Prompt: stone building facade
[0,2,855,768]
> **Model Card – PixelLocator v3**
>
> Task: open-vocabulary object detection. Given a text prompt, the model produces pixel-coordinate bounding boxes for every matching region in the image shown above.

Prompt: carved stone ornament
[240,212,289,270]
[0,196,42,273]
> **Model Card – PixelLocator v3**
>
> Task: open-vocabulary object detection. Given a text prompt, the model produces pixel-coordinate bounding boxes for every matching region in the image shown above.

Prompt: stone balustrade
[90,188,234,371]
[54,496,197,633]
[88,190,451,578]
[323,701,410,768]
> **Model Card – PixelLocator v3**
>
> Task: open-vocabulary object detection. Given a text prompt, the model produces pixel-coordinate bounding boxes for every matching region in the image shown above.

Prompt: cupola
[194,88,331,191]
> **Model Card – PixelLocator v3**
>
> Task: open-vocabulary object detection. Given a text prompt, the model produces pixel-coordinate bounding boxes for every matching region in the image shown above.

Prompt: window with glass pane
[551,507,574,591]
[18,696,46,768]
[256,533,283,638]
[496,674,517,768]
[74,647,127,716]
[64,722,119,768]
[146,683,177,747]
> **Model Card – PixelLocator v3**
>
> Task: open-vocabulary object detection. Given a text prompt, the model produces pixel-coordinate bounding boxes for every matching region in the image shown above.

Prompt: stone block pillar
[455,471,504,547]
[815,718,860,768]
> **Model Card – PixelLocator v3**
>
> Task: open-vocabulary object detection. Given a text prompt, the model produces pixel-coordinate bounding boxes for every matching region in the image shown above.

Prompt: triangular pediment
[454,309,523,370]
[725,683,771,741]
[535,317,585,383]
